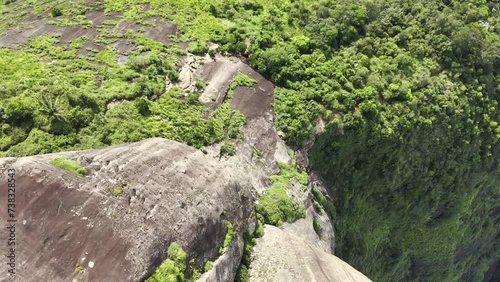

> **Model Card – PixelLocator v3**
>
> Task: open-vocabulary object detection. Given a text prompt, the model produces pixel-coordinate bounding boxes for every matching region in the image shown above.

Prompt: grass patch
[49,158,87,176]
[74,263,83,273]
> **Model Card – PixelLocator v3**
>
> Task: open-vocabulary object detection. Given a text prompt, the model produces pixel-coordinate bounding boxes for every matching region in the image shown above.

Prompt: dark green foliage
[220,140,236,156]
[311,188,335,219]
[49,158,86,176]
[235,213,264,282]
[203,261,213,272]
[51,7,63,17]
[235,264,249,282]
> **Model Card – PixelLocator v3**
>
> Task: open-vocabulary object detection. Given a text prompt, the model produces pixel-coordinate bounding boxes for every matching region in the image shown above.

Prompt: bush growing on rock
[146,242,186,282]
[256,163,307,226]
[188,41,209,54]
[51,7,63,17]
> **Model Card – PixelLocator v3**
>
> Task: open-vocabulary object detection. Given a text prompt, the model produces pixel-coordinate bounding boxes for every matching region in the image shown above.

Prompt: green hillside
[1,0,499,281]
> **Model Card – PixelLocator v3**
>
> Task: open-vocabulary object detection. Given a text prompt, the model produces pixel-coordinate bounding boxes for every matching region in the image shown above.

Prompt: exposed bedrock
[0,138,254,282]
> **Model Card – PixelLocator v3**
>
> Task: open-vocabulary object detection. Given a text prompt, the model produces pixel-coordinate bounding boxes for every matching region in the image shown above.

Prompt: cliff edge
[0,138,254,282]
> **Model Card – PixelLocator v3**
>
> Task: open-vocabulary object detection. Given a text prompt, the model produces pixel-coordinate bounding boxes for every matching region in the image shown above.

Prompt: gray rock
[0,138,254,282]
[249,225,372,282]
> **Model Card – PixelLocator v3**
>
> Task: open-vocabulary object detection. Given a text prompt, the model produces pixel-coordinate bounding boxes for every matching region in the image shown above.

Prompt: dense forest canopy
[1,0,500,281]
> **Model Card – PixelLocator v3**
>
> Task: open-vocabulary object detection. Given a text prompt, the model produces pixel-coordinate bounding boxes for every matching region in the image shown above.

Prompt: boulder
[0,138,254,282]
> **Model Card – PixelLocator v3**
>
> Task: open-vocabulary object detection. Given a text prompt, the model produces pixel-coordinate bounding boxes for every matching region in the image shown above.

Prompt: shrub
[51,7,63,17]
[3,97,34,124]
[74,263,83,273]
[113,184,123,197]
[146,242,186,282]
[186,92,201,105]
[228,111,245,138]
[256,184,305,226]
[313,219,321,236]
[220,140,236,156]
[167,242,187,270]
[226,72,256,99]
[195,79,207,90]
[219,221,236,254]
[204,261,214,272]
[49,158,87,176]
[256,163,306,226]
[312,188,335,219]
[188,41,209,54]
[235,264,249,282]
[135,97,150,116]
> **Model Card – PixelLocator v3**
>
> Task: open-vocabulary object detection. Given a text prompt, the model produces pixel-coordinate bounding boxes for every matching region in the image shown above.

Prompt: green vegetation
[194,79,206,91]
[256,163,307,226]
[51,7,62,17]
[146,242,187,282]
[0,34,246,157]
[74,263,83,273]
[235,265,249,282]
[312,218,321,237]
[220,140,236,156]
[235,213,264,282]
[226,72,257,100]
[311,188,335,219]
[203,261,213,272]
[187,41,208,54]
[113,184,123,197]
[219,221,236,255]
[2,0,499,280]
[49,158,86,176]
[146,242,213,282]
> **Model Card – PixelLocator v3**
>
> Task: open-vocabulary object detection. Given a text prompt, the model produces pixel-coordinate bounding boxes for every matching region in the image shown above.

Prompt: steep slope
[0,138,254,282]
[4,0,498,281]
[249,225,371,282]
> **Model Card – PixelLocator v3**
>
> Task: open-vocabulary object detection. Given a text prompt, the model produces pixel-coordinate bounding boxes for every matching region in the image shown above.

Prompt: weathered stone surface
[198,236,245,282]
[249,225,372,282]
[0,138,254,282]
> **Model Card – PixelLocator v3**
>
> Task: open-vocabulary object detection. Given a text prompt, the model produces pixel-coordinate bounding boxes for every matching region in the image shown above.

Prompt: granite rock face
[0,138,254,282]
[249,225,372,282]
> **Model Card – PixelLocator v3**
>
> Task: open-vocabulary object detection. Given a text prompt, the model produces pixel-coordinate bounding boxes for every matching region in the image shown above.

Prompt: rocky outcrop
[198,236,246,282]
[0,138,254,282]
[248,225,372,282]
